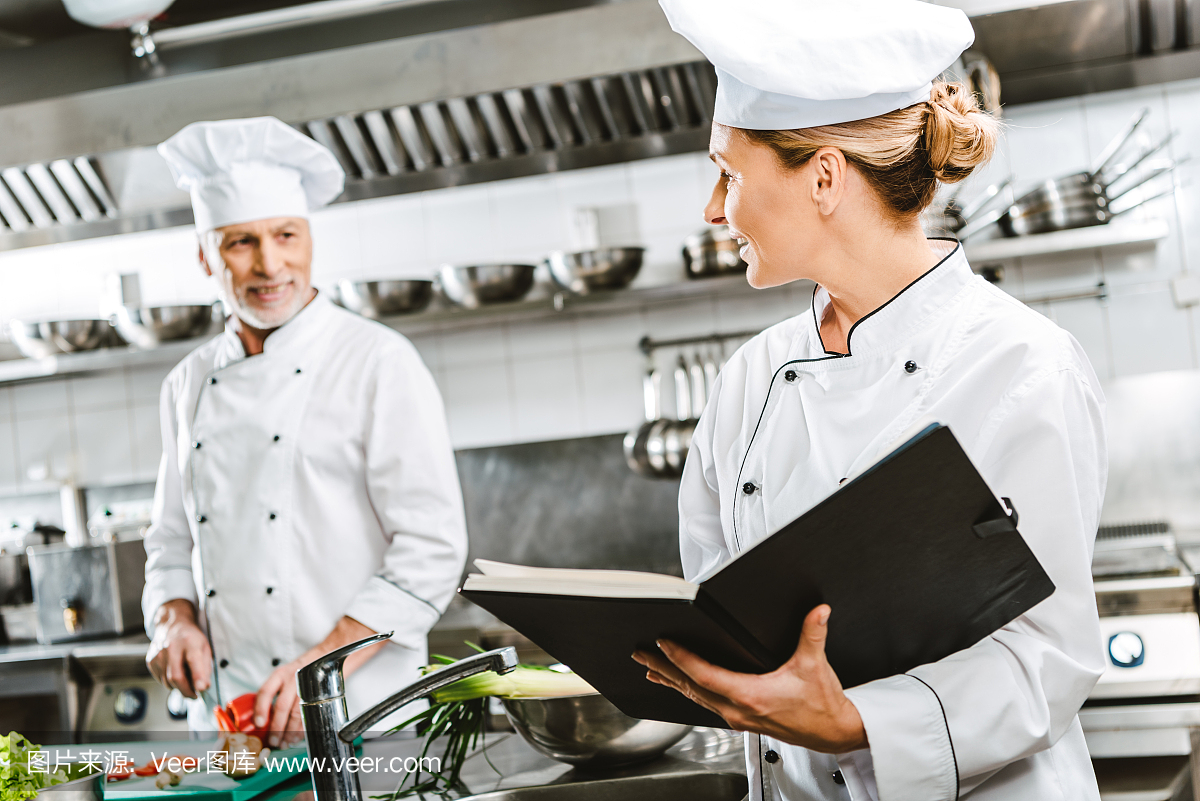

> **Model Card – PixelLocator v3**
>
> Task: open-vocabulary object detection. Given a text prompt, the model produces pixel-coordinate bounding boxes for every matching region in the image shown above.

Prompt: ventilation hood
[0,0,1198,251]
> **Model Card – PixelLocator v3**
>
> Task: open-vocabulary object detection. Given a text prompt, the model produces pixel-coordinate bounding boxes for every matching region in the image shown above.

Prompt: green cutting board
[103,744,310,801]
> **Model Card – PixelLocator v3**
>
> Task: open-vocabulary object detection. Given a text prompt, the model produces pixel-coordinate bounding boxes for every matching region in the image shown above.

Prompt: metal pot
[545,247,644,295]
[501,693,692,768]
[682,226,746,279]
[623,368,662,478]
[111,304,221,349]
[437,264,537,309]
[336,279,434,318]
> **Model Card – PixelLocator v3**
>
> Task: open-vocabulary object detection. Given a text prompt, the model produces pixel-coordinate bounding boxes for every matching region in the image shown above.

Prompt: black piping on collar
[812,238,962,358]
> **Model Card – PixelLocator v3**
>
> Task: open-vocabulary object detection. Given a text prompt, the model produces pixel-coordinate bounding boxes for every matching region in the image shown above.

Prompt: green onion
[376,647,596,799]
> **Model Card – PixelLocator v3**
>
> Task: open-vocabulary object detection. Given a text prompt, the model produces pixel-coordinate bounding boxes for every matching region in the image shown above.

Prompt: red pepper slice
[227,694,257,732]
[214,705,235,733]
[133,762,160,777]
[106,766,135,782]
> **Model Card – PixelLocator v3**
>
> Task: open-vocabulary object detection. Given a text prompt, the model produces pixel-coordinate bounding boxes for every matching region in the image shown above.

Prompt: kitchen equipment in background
[336,279,434,318]
[682,226,747,279]
[1083,521,1200,795]
[438,264,537,309]
[625,330,759,479]
[501,693,692,768]
[38,319,116,353]
[956,109,1185,240]
[544,247,645,294]
[61,484,89,548]
[27,537,147,644]
[8,320,62,359]
[87,499,153,542]
[623,367,663,478]
[74,641,189,742]
[1,522,64,644]
[111,303,222,349]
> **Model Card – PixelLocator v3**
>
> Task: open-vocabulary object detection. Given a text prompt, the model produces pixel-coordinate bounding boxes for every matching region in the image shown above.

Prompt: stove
[1090,525,1200,701]
[1083,523,1200,799]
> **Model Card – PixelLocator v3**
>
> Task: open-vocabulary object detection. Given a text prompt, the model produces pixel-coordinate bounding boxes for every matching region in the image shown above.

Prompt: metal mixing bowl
[544,247,645,294]
[8,319,62,358]
[37,319,112,352]
[682,226,746,279]
[438,264,537,309]
[337,279,434,318]
[112,304,221,349]
[36,767,102,800]
[501,693,692,768]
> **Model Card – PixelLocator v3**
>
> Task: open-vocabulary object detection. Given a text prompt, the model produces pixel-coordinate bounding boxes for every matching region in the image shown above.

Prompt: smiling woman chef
[142,117,466,742]
[633,1,1108,800]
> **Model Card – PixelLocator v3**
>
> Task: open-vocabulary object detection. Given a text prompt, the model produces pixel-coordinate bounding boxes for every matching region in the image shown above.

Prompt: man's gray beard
[221,268,308,331]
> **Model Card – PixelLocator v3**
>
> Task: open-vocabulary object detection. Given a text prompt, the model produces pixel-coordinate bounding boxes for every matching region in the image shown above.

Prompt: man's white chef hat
[158,116,345,233]
[658,0,975,130]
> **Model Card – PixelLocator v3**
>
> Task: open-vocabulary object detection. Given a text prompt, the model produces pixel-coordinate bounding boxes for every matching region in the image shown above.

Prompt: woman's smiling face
[704,123,822,289]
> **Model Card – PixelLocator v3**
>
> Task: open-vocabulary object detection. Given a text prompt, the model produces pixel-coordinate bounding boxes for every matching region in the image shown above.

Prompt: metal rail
[638,330,761,355]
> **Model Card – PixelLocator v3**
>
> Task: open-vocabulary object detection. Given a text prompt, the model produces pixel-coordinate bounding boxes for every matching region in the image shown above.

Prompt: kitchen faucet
[296,632,519,801]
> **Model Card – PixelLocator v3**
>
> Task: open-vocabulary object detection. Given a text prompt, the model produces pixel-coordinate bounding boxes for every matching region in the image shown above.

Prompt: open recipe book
[461,423,1055,728]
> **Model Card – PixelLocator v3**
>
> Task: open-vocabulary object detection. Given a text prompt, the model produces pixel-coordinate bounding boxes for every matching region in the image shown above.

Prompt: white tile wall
[2,77,1200,493]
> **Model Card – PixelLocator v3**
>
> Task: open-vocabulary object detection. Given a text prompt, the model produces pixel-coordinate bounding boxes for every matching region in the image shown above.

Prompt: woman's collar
[807,239,969,358]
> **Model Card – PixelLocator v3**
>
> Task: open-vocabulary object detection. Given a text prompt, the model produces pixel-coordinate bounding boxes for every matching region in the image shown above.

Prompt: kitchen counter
[353,726,746,800]
[0,633,149,664]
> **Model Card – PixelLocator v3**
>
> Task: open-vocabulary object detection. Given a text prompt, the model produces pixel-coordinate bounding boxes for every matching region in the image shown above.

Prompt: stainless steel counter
[356,726,747,800]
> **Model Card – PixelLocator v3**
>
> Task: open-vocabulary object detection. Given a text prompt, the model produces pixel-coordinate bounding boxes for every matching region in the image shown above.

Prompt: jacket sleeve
[141,373,199,636]
[840,366,1107,800]
[343,342,468,651]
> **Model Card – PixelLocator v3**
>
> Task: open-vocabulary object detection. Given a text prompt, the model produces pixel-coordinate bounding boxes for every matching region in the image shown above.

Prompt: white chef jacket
[142,292,467,728]
[680,240,1107,801]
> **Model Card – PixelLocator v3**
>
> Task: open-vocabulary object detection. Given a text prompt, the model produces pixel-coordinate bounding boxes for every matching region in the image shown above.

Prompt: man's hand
[254,616,385,749]
[632,605,868,754]
[147,599,212,700]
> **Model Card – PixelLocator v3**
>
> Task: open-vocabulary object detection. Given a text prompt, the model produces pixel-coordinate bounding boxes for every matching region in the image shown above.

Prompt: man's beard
[218,268,310,331]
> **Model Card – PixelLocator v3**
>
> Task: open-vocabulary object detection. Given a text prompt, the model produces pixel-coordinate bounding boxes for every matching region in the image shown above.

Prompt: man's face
[200,217,314,331]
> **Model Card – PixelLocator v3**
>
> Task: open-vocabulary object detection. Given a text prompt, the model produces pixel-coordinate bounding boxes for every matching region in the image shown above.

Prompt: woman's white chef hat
[658,0,975,130]
[158,116,345,233]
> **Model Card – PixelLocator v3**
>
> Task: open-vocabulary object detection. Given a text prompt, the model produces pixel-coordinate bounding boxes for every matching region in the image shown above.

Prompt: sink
[459,770,748,801]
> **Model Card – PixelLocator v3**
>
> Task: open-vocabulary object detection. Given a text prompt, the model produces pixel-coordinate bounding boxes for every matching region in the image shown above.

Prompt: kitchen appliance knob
[1108,631,1145,668]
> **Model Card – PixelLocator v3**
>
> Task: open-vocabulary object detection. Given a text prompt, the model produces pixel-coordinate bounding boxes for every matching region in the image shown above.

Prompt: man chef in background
[141,116,467,743]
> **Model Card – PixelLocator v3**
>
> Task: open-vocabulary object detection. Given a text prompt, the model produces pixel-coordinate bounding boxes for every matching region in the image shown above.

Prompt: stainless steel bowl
[112,304,221,349]
[36,319,113,353]
[36,768,102,800]
[8,319,62,359]
[682,226,746,279]
[438,264,537,309]
[336,279,434,318]
[544,247,645,295]
[501,693,692,768]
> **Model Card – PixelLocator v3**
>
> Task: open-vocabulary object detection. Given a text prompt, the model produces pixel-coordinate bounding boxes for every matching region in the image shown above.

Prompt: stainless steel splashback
[1101,369,1200,536]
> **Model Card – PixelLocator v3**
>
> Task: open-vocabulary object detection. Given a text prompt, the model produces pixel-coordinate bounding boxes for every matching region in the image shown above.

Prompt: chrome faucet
[296,632,519,801]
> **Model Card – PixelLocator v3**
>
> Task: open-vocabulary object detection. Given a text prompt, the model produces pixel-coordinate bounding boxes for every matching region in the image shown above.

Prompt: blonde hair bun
[924,81,999,185]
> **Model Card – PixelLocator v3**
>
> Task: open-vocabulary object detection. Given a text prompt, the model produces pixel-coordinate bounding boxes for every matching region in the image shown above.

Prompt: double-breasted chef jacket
[142,292,467,728]
[680,240,1107,801]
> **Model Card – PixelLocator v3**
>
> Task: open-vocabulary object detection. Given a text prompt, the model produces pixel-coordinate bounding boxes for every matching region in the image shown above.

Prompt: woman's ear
[809,146,848,217]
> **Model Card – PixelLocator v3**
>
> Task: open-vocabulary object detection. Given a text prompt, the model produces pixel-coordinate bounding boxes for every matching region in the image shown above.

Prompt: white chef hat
[659,0,975,130]
[158,116,345,232]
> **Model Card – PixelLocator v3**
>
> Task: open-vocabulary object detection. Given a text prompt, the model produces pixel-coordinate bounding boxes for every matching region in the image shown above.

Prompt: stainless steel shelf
[0,274,775,385]
[963,218,1168,263]
[0,339,199,387]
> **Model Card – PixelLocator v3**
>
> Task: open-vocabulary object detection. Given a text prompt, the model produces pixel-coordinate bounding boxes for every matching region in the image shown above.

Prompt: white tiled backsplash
[2,75,1200,496]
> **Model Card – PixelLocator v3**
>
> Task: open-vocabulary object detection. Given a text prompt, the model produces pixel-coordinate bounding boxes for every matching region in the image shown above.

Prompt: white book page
[466,560,698,600]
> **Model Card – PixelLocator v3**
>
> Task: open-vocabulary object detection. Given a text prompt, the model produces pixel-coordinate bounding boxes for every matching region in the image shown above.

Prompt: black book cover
[463,425,1055,727]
